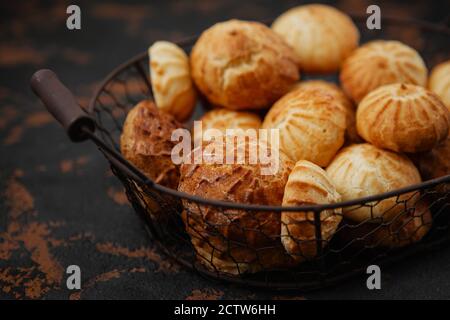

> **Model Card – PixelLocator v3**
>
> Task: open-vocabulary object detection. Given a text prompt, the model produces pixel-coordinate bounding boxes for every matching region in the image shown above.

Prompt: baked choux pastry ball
[340,40,428,103]
[356,83,450,153]
[282,160,342,262]
[326,144,422,223]
[149,41,197,122]
[262,87,346,167]
[195,108,261,143]
[178,139,295,274]
[341,201,432,248]
[428,60,450,109]
[293,80,360,143]
[415,136,450,182]
[190,19,300,110]
[120,100,182,189]
[272,4,359,73]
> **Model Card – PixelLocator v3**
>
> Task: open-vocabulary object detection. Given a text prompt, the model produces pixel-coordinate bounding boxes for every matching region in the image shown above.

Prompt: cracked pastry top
[190,19,300,110]
[120,100,182,189]
[178,139,295,274]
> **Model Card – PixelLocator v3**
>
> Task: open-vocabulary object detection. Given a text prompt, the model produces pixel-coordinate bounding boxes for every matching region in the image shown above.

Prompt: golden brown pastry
[262,87,346,167]
[340,40,428,103]
[293,80,361,143]
[120,100,181,189]
[415,136,450,182]
[149,41,197,122]
[281,160,342,261]
[272,4,359,73]
[326,144,422,223]
[428,60,450,109]
[341,201,432,248]
[195,108,261,143]
[357,83,450,153]
[190,19,299,110]
[178,139,295,274]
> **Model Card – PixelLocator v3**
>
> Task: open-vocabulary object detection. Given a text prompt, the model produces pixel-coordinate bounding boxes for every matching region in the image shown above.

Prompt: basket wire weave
[86,15,450,290]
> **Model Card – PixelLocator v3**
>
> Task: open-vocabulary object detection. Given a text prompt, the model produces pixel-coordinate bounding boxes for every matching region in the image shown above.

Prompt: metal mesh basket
[31,15,450,290]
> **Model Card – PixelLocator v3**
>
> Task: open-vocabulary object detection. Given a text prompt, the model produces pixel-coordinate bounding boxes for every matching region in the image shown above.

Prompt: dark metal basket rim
[88,14,450,213]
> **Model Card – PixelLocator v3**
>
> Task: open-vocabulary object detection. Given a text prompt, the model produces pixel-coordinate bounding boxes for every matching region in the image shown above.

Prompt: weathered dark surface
[1,0,450,300]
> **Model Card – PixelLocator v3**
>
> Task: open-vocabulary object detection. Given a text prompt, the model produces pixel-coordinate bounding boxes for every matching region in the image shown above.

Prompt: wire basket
[31,14,450,291]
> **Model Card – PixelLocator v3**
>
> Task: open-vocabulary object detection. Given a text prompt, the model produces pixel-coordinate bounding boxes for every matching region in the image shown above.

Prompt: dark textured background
[1,0,450,300]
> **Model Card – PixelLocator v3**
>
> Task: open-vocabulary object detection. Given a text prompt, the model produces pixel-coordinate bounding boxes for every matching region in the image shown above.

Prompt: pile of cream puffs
[120,4,450,274]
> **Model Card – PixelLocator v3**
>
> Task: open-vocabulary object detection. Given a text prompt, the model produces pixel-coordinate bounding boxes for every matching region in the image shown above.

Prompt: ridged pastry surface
[340,40,427,103]
[272,4,359,73]
[281,160,342,261]
[149,41,197,122]
[190,19,299,110]
[293,80,360,143]
[178,139,295,274]
[326,143,422,222]
[120,100,182,189]
[428,60,450,109]
[357,83,450,153]
[262,88,346,167]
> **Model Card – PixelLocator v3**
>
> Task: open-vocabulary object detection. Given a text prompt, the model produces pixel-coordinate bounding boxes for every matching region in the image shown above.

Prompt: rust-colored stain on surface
[0,175,65,299]
[4,176,34,218]
[185,288,224,300]
[60,156,90,173]
[0,173,104,299]
[1,1,68,39]
[24,111,53,127]
[76,156,89,166]
[0,267,38,299]
[91,3,153,34]
[2,110,55,146]
[60,160,74,173]
[0,44,92,68]
[96,242,179,273]
[0,44,48,66]
[61,48,93,65]
[3,125,24,145]
[107,187,129,206]
[15,222,65,284]
[0,105,18,130]
[69,267,147,300]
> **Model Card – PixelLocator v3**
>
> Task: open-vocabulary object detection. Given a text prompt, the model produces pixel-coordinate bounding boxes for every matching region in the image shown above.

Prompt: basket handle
[30,69,96,142]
